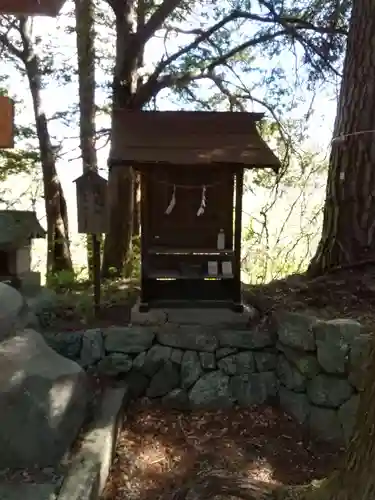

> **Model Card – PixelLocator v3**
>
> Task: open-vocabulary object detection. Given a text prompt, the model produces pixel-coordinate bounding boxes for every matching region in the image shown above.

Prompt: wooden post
[92,233,101,316]
[74,170,108,317]
[233,168,244,311]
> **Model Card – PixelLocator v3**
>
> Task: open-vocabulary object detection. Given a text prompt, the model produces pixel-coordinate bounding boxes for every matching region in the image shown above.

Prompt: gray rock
[215,347,238,359]
[104,327,155,353]
[133,351,147,370]
[97,353,133,376]
[338,395,359,444]
[230,372,278,406]
[124,371,149,399]
[279,386,310,424]
[348,334,371,391]
[142,345,171,376]
[218,351,255,376]
[218,328,274,350]
[350,334,371,368]
[189,371,233,409]
[316,340,348,375]
[254,351,277,372]
[162,388,190,410]
[309,406,343,444]
[276,312,317,351]
[314,319,361,375]
[170,348,183,364]
[147,361,180,398]
[199,352,216,370]
[43,331,82,361]
[276,355,306,392]
[307,374,353,408]
[181,350,203,389]
[80,328,104,367]
[276,342,320,378]
[0,283,29,341]
[157,326,218,352]
[0,328,88,468]
[25,310,40,330]
[26,287,59,328]
[314,318,362,344]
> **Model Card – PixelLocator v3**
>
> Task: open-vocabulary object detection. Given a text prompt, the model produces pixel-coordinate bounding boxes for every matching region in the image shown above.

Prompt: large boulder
[0,328,88,468]
[0,282,29,341]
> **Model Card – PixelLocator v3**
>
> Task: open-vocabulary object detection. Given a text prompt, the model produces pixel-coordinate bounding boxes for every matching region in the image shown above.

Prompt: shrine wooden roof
[0,211,45,248]
[0,0,65,15]
[109,110,281,172]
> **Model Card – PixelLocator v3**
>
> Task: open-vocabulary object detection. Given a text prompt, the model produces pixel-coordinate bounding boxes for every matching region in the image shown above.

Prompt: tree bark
[21,20,73,275]
[101,0,184,278]
[308,0,375,276]
[101,0,138,278]
[75,0,99,279]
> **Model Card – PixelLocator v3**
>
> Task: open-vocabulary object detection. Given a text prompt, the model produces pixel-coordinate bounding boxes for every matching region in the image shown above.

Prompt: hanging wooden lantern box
[0,96,14,149]
[109,110,280,311]
[74,170,108,235]
[0,0,65,16]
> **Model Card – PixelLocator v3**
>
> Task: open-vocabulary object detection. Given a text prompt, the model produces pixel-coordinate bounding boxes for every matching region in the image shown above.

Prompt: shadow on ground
[102,400,342,500]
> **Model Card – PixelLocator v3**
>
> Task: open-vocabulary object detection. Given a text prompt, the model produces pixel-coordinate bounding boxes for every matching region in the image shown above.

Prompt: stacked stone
[42,311,370,445]
[46,324,278,410]
[276,312,369,444]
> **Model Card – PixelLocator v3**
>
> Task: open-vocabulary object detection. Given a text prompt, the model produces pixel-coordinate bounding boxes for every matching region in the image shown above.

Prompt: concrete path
[0,483,57,500]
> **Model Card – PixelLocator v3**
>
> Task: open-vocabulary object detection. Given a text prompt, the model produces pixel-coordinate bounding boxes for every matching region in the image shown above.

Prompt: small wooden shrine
[109,110,280,311]
[0,0,65,15]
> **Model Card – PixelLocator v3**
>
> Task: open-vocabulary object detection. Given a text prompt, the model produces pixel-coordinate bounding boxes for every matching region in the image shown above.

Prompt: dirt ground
[102,401,342,500]
[243,265,375,330]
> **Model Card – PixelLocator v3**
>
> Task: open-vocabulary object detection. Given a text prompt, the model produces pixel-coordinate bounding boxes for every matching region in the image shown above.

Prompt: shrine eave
[108,110,281,173]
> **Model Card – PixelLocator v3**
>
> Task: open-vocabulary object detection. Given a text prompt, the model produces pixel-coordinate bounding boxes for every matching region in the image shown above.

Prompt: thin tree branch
[137,0,183,46]
[134,3,345,107]
[135,29,287,106]
[0,18,23,59]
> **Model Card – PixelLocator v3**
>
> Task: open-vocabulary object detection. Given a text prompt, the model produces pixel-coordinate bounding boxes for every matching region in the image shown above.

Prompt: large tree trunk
[297,2,375,498]
[308,0,375,277]
[101,0,183,278]
[75,0,98,279]
[21,20,73,275]
[101,1,138,279]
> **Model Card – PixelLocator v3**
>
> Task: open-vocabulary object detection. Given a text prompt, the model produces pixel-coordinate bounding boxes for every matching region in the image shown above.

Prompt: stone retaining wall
[42,311,371,446]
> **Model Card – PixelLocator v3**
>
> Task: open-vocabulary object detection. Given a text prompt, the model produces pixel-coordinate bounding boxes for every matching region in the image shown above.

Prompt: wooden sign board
[0,96,14,149]
[0,0,66,16]
[74,171,109,234]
